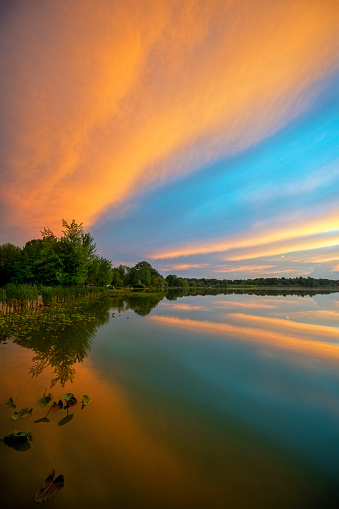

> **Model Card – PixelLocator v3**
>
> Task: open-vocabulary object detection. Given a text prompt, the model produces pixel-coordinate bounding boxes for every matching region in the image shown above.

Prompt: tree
[12,238,61,286]
[87,257,112,286]
[111,267,124,287]
[166,274,177,286]
[0,243,22,286]
[56,219,97,286]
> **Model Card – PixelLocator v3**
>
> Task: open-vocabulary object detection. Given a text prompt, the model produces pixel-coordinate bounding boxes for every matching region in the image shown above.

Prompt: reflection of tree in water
[21,287,332,387]
[111,292,165,316]
[16,298,112,387]
[165,288,335,299]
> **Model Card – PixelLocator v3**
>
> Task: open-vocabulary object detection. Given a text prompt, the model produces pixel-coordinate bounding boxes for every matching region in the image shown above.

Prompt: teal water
[1,291,338,508]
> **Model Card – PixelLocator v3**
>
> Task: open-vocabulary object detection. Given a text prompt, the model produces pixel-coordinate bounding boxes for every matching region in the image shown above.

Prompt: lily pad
[34,417,50,423]
[34,469,64,503]
[11,407,33,420]
[60,393,73,402]
[5,397,16,409]
[58,414,73,426]
[0,430,33,451]
[35,396,52,408]
[81,395,93,409]
[67,396,77,407]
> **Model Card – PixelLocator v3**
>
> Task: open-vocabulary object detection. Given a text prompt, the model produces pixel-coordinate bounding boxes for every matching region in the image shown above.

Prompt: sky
[0,0,338,280]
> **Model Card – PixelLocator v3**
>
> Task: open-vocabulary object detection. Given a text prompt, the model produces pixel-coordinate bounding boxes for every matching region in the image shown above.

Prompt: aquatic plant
[81,395,93,409]
[11,407,33,420]
[4,397,16,409]
[34,469,64,503]
[0,430,33,451]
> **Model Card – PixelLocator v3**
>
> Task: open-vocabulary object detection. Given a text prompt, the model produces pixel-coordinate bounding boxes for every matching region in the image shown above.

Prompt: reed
[0,284,109,312]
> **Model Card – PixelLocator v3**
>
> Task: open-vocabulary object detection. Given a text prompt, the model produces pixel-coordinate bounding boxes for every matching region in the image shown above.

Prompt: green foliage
[81,395,93,409]
[0,283,109,311]
[1,296,112,386]
[0,430,33,451]
[165,275,338,289]
[34,470,64,504]
[35,396,52,408]
[11,408,33,420]
[0,243,22,286]
[2,283,39,303]
[0,219,112,289]
[114,260,167,289]
[60,393,73,402]
[5,397,16,409]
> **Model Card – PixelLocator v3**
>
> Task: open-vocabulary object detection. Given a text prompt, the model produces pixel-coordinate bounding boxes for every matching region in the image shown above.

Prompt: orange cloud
[227,233,339,262]
[0,0,337,240]
[151,210,339,260]
[215,265,274,273]
[162,264,210,271]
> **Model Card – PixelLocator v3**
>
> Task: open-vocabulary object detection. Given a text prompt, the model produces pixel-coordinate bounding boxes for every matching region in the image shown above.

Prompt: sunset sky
[0,0,338,279]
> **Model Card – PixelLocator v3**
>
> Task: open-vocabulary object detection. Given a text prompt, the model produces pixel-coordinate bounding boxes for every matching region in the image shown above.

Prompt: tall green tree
[0,243,22,286]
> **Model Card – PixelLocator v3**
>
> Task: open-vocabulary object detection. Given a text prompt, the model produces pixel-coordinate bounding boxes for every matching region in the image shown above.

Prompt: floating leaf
[81,395,93,409]
[34,417,50,423]
[5,397,16,409]
[11,407,33,420]
[67,396,77,407]
[0,430,33,451]
[35,396,51,408]
[58,414,73,426]
[60,393,73,402]
[34,469,64,503]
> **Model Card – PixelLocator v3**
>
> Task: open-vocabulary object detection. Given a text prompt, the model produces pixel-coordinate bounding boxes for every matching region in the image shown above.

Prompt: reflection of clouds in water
[313,293,339,312]
[287,309,339,327]
[159,302,210,311]
[150,315,339,363]
[226,313,339,340]
[216,300,276,309]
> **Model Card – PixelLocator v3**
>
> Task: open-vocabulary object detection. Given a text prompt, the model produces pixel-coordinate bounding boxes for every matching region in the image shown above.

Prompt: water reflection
[111,292,165,315]
[15,298,112,387]
[9,289,338,389]
[166,288,338,299]
[1,290,339,508]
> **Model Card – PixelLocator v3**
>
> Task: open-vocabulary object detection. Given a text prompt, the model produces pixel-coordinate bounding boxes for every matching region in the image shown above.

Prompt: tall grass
[0,284,109,312]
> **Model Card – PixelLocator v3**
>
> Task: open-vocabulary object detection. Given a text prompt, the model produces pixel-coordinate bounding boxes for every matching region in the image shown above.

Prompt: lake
[1,290,338,508]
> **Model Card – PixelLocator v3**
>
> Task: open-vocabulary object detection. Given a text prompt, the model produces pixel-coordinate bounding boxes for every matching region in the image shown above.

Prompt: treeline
[0,220,112,287]
[1,220,337,291]
[0,220,168,292]
[111,261,167,288]
[164,275,338,288]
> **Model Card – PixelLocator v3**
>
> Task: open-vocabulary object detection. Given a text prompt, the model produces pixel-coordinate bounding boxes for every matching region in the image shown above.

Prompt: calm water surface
[1,291,339,508]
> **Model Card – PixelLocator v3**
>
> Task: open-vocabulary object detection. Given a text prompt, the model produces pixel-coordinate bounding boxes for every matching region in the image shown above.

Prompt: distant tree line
[1,221,337,290]
[163,275,338,288]
[111,261,167,289]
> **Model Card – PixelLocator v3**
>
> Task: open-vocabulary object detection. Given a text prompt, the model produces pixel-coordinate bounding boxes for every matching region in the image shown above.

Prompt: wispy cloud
[151,210,339,260]
[162,264,210,271]
[0,0,337,244]
[214,265,274,273]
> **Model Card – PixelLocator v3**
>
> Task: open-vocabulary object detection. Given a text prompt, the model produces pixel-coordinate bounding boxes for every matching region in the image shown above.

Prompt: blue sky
[0,0,338,279]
